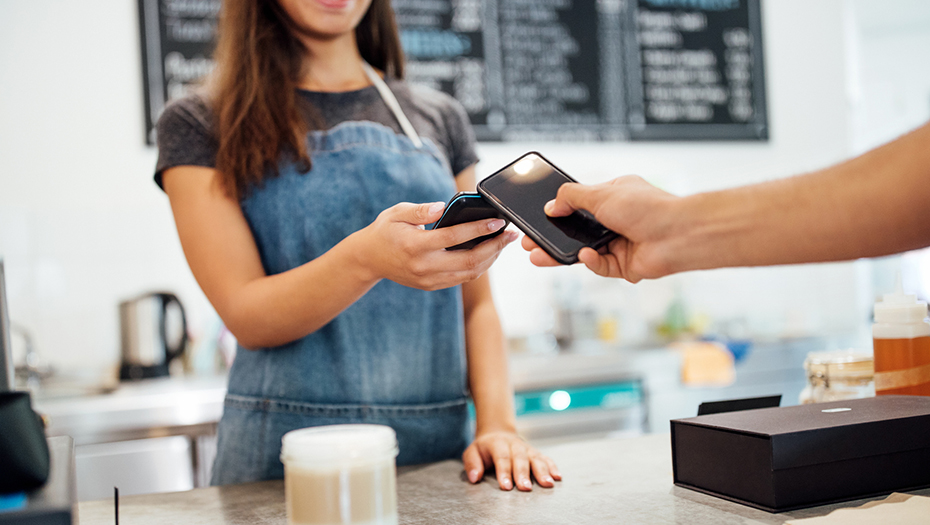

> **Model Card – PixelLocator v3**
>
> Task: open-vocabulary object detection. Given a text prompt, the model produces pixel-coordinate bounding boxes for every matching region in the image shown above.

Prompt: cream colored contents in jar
[285,460,397,525]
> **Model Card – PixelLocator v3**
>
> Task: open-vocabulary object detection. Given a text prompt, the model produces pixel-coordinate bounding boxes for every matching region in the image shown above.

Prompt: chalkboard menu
[138,0,766,144]
[138,0,219,144]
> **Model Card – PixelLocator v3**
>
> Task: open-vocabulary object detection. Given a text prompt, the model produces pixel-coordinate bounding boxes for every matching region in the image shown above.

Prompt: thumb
[545,183,596,217]
[392,201,446,226]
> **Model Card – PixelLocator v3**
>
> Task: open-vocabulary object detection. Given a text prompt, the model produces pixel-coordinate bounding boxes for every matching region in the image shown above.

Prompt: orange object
[678,342,736,387]
[873,337,930,396]
[872,276,930,396]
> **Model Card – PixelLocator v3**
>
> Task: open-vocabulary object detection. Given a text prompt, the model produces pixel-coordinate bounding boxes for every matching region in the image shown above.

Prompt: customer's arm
[454,168,560,492]
[163,167,514,348]
[524,121,930,282]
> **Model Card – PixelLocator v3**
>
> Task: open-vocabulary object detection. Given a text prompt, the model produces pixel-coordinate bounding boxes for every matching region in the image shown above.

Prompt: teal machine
[470,379,645,442]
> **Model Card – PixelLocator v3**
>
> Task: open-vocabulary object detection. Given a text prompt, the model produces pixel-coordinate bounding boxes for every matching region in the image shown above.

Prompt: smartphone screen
[478,152,617,264]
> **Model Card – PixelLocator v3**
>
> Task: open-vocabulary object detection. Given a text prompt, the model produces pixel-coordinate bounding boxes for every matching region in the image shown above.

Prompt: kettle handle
[158,293,188,364]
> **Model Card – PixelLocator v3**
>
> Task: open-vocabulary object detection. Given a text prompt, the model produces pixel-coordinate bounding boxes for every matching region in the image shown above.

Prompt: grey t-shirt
[154,79,479,190]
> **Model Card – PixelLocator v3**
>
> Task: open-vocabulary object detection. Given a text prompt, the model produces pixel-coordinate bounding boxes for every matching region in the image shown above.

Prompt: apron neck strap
[362,62,424,149]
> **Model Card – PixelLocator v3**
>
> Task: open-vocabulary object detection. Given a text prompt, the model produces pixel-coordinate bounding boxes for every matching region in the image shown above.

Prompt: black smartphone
[431,192,509,250]
[477,152,618,265]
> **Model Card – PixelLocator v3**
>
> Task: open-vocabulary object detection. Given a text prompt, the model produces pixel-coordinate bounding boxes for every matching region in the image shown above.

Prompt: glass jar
[281,424,399,525]
[799,350,875,404]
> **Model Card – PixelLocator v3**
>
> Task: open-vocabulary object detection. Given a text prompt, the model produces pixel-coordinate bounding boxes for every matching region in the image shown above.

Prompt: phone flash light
[512,157,536,176]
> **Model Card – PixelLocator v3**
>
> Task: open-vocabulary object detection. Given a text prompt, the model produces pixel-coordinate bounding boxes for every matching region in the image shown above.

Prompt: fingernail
[544,476,554,484]
[501,478,512,490]
[521,478,532,489]
[505,230,519,242]
[544,200,555,214]
[468,470,480,483]
[488,219,505,231]
[429,202,445,214]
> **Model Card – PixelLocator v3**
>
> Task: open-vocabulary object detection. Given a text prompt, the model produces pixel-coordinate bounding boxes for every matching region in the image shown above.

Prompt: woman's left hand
[462,430,561,491]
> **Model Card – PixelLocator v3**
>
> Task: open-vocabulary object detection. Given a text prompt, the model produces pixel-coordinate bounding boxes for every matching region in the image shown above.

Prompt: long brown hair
[211,0,405,199]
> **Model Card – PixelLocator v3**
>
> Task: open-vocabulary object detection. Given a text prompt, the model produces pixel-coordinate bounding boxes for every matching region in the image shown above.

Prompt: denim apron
[211,66,468,485]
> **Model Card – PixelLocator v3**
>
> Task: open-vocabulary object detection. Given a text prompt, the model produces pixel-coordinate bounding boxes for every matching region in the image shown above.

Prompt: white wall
[849,0,930,154]
[0,0,210,374]
[0,0,877,373]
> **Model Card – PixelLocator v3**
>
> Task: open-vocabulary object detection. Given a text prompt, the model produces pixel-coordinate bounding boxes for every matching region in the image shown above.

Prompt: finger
[545,457,562,481]
[530,455,555,488]
[510,442,532,491]
[528,248,562,267]
[520,234,538,252]
[392,201,446,226]
[580,238,638,281]
[577,248,619,278]
[434,218,508,249]
[462,444,485,484]
[467,228,518,256]
[491,441,513,491]
[545,183,598,217]
[434,230,515,280]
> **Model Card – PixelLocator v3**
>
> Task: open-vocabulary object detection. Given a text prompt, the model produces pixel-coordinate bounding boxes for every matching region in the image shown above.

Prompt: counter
[76,433,930,525]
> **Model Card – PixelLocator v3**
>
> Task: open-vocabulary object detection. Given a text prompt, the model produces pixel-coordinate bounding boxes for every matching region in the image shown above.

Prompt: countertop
[76,433,930,525]
[35,375,228,445]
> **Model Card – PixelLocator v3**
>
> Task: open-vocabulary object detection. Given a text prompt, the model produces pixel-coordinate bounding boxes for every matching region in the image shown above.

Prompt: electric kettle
[119,292,188,381]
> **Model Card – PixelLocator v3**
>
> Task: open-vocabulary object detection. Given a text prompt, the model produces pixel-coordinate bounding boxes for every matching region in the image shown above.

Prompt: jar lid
[804,350,873,366]
[281,424,398,466]
[804,350,874,380]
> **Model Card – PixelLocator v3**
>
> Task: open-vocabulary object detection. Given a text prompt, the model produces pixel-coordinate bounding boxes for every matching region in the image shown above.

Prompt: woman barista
[155,0,560,491]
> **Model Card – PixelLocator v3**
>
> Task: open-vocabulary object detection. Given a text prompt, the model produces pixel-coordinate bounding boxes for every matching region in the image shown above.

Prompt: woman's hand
[354,201,517,290]
[462,430,561,491]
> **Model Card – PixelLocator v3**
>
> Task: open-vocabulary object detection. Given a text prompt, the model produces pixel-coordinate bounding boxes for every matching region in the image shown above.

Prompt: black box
[671,395,930,512]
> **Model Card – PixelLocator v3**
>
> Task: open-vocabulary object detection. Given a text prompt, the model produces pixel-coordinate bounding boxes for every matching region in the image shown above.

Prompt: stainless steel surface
[36,375,226,446]
[120,294,162,367]
[36,375,226,493]
[119,292,187,379]
[75,436,195,502]
[509,351,639,391]
[0,260,13,392]
[76,433,930,525]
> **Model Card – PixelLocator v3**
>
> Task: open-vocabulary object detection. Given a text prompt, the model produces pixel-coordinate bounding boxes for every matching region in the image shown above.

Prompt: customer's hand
[521,176,681,282]
[462,430,561,491]
[356,201,517,290]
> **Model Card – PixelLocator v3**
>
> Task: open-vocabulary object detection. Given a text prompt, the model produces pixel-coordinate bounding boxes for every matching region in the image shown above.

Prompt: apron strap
[362,62,424,149]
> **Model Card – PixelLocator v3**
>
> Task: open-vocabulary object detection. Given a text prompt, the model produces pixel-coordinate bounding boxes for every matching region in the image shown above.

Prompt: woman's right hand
[353,201,518,291]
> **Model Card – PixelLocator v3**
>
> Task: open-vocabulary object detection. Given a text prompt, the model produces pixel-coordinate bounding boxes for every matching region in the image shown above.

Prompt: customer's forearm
[667,122,930,273]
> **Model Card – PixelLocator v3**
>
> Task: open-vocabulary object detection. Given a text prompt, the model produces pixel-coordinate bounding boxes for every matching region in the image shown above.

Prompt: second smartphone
[431,192,509,250]
[478,152,618,265]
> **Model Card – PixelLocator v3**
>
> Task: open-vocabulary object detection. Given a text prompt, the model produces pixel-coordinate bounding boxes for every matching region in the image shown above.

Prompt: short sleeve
[153,95,218,190]
[441,98,479,176]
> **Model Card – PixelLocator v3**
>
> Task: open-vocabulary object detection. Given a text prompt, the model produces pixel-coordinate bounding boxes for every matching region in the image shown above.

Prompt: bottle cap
[874,273,929,324]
